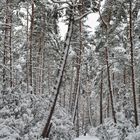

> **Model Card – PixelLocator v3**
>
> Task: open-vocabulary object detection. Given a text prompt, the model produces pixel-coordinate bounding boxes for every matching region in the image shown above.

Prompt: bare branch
[74,11,92,21]
[50,0,71,5]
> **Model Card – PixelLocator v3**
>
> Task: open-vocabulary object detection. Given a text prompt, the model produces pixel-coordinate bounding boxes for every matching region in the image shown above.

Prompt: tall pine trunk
[26,4,29,93]
[105,47,116,123]
[100,70,103,124]
[29,1,34,94]
[9,13,13,88]
[72,0,83,126]
[3,0,12,91]
[129,1,138,126]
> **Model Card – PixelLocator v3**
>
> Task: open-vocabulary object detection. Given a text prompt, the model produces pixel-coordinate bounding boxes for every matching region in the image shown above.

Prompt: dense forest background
[0,0,140,140]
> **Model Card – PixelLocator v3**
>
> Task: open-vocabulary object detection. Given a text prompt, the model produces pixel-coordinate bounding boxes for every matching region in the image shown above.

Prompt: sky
[85,13,99,32]
[59,12,99,39]
[58,0,106,39]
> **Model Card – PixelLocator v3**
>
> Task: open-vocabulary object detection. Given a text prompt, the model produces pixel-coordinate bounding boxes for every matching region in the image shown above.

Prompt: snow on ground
[74,135,99,140]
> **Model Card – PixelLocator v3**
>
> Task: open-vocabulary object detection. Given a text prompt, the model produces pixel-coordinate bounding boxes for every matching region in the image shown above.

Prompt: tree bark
[3,0,12,91]
[100,70,103,124]
[105,47,116,123]
[29,1,35,94]
[72,0,83,124]
[69,63,74,114]
[9,13,13,88]
[129,1,138,126]
[41,15,74,138]
[26,4,29,93]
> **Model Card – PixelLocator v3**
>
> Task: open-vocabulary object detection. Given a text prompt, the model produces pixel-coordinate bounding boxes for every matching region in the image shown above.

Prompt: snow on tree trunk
[29,1,34,94]
[129,0,138,127]
[41,15,74,138]
[105,47,116,123]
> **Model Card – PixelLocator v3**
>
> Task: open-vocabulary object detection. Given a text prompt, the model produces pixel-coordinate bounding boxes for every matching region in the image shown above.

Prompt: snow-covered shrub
[125,126,140,140]
[0,85,75,140]
[0,86,48,140]
[89,118,135,140]
[50,106,75,140]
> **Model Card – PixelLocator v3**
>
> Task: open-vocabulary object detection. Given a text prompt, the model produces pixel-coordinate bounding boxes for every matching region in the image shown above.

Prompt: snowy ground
[74,135,99,140]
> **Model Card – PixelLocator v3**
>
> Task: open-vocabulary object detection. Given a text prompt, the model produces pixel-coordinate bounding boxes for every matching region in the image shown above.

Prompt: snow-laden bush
[125,126,140,140]
[0,85,75,140]
[89,117,135,140]
[0,87,49,140]
[50,106,75,140]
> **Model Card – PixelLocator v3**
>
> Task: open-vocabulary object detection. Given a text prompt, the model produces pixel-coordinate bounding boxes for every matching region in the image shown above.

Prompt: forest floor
[74,135,99,140]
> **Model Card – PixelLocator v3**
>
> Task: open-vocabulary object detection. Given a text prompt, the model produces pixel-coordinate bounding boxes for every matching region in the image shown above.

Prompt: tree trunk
[69,63,74,114]
[100,70,103,124]
[26,4,29,93]
[107,93,110,118]
[123,66,126,85]
[72,0,83,124]
[29,1,35,94]
[129,1,138,127]
[82,102,85,134]
[39,7,46,95]
[76,99,79,137]
[41,15,74,138]
[87,94,93,127]
[3,0,11,91]
[9,13,13,88]
[105,47,116,123]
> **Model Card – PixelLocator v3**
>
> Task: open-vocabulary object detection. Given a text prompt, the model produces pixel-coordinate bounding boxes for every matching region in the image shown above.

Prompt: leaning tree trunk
[41,15,74,138]
[129,1,138,127]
